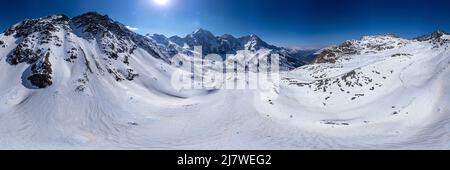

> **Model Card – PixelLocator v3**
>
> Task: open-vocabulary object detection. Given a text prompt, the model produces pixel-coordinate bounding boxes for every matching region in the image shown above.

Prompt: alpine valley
[0,12,449,149]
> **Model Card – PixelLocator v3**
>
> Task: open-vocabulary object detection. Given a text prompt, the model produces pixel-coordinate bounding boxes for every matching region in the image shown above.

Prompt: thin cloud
[126,26,139,31]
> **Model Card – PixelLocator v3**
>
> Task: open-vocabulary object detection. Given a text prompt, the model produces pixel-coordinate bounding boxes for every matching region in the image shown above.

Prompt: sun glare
[153,0,170,6]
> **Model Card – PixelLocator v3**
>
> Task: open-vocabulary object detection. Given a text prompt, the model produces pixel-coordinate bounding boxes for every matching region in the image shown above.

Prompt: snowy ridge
[0,13,449,149]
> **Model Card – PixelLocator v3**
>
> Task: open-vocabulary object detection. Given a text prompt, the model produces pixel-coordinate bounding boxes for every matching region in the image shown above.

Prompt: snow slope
[0,13,449,149]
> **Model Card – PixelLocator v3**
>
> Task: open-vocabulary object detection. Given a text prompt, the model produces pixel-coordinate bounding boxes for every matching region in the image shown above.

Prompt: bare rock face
[7,43,42,65]
[27,74,53,88]
[27,53,53,88]
[124,69,139,81]
[314,41,358,64]
[5,15,67,66]
[2,16,64,88]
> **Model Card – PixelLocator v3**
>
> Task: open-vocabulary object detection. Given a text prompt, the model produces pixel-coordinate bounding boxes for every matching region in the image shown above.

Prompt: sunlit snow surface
[0,28,449,149]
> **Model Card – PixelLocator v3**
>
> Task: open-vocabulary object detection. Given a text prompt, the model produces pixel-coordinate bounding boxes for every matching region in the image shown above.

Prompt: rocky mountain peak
[240,34,262,41]
[4,14,70,38]
[71,12,112,26]
[149,34,170,46]
[414,30,450,48]
[71,12,131,38]
[431,30,449,38]
[193,28,210,34]
[239,34,277,51]
[415,30,450,41]
[190,28,215,38]
[220,34,236,39]
[360,34,402,42]
[218,34,241,48]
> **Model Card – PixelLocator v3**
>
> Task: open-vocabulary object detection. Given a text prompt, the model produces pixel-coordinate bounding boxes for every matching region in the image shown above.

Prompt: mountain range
[147,29,317,69]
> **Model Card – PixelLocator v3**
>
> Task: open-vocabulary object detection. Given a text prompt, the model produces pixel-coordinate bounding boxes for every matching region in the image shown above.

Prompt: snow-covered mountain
[0,12,449,149]
[0,12,174,89]
[280,32,450,148]
[147,28,317,70]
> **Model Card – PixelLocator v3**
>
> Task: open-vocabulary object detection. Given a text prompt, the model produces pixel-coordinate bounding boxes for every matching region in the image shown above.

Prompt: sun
[153,0,170,6]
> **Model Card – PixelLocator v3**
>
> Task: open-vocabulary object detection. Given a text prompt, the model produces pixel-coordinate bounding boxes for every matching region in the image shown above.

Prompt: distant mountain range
[147,28,318,70]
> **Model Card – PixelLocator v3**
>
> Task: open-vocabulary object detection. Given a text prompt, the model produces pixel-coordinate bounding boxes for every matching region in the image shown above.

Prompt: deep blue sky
[1,0,450,48]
